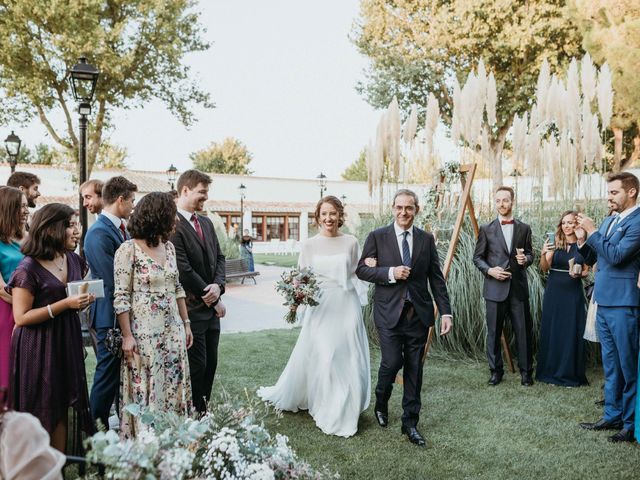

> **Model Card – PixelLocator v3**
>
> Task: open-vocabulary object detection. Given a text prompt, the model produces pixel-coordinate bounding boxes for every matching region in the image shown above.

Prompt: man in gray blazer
[473,186,534,386]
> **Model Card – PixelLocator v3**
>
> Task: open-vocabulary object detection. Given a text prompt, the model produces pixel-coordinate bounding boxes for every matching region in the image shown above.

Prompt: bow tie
[501,219,515,225]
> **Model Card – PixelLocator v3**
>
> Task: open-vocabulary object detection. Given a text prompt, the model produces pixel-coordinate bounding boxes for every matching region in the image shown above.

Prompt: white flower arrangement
[83,391,338,479]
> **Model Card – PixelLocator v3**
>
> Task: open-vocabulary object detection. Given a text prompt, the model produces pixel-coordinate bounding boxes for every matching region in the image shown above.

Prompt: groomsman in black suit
[473,186,534,386]
[356,189,452,447]
[171,170,226,413]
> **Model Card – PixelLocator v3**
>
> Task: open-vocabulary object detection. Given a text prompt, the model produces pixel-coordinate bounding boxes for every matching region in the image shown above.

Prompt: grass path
[216,329,640,480]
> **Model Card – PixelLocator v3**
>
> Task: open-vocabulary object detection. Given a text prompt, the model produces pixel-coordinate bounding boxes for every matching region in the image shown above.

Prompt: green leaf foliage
[341,149,368,181]
[0,0,213,174]
[190,137,254,175]
[353,0,583,182]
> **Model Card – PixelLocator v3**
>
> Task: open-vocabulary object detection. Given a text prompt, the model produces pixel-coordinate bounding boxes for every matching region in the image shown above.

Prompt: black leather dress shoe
[579,418,624,431]
[401,425,426,447]
[608,429,635,443]
[374,410,388,428]
[488,372,503,386]
[521,373,533,386]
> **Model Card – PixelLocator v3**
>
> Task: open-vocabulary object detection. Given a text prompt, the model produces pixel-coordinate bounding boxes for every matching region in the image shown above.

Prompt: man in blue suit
[84,176,138,430]
[577,172,640,443]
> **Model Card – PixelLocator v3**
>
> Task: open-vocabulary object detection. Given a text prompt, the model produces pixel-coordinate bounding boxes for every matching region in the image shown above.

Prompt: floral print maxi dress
[113,240,192,438]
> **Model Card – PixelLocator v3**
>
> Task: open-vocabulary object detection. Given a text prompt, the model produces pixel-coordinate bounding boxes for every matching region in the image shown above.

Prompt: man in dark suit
[356,189,452,447]
[85,176,138,429]
[473,186,534,387]
[171,169,226,413]
[576,172,640,443]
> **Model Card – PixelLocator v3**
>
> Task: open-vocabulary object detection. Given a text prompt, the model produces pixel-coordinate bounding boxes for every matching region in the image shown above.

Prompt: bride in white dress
[258,196,371,437]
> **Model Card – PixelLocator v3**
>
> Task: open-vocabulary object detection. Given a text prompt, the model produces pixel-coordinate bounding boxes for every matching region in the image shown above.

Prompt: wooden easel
[395,163,515,385]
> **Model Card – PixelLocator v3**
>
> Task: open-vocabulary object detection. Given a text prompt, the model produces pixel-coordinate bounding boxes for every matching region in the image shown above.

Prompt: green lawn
[215,329,640,480]
[253,252,299,268]
[80,329,640,479]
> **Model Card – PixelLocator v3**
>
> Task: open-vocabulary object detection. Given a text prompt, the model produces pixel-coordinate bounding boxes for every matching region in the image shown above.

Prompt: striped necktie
[402,231,411,267]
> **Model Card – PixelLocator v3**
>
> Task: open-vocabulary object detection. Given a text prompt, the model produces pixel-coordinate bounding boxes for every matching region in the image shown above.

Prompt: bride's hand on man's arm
[364,257,377,267]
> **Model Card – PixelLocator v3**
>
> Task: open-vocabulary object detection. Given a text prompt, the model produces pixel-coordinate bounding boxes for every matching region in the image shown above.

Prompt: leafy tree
[33,143,57,165]
[342,150,368,181]
[190,137,254,175]
[95,141,128,169]
[0,0,212,175]
[568,0,640,170]
[353,0,583,186]
[0,144,32,165]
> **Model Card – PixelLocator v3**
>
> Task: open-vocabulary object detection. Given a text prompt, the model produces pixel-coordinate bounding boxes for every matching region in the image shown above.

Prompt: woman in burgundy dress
[8,203,95,453]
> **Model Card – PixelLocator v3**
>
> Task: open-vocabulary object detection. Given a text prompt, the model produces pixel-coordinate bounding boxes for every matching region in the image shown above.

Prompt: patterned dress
[113,240,192,438]
[7,253,93,453]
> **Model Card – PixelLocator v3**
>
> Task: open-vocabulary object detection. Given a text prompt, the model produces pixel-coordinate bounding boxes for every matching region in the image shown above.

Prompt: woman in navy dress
[8,203,96,453]
[536,210,589,387]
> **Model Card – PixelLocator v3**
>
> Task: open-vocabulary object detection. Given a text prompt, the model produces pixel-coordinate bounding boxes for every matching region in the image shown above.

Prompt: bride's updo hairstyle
[314,195,345,228]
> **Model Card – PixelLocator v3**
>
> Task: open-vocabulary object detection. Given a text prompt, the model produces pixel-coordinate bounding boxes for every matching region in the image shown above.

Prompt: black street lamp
[167,164,178,190]
[4,131,21,174]
[340,194,347,206]
[69,56,100,255]
[317,172,327,199]
[238,183,247,234]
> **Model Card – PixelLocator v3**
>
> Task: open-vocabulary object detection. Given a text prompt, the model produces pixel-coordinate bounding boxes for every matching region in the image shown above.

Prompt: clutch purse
[104,327,123,358]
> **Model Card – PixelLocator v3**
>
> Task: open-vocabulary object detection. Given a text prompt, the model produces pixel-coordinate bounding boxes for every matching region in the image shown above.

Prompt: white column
[299,211,308,242]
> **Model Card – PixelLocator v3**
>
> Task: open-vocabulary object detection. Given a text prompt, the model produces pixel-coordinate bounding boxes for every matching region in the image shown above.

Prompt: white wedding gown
[258,234,371,437]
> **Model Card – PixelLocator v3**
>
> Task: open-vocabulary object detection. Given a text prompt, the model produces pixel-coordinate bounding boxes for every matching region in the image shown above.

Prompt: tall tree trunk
[629,135,640,167]
[490,124,511,190]
[613,127,623,172]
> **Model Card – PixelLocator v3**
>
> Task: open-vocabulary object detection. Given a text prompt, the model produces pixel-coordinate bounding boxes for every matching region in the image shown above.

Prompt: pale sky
[19,0,379,180]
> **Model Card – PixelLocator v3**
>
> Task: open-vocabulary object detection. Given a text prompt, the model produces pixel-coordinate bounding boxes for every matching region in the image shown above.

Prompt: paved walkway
[220,264,296,333]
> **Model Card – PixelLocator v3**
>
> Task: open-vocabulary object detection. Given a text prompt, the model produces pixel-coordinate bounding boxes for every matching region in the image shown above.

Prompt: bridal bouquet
[276,267,321,323]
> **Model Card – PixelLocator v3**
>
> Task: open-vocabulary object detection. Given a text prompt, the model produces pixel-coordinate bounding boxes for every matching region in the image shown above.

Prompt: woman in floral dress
[113,192,193,438]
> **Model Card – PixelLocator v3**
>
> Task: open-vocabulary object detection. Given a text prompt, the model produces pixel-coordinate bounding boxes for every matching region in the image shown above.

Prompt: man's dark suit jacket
[356,224,452,329]
[170,213,226,325]
[84,214,125,329]
[472,219,533,302]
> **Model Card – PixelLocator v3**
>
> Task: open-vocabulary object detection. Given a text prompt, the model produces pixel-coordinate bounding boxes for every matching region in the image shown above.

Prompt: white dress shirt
[388,223,414,283]
[177,207,198,232]
[498,215,514,251]
[101,210,125,235]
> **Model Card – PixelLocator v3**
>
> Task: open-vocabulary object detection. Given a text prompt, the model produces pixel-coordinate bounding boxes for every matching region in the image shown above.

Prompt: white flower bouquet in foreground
[83,390,337,479]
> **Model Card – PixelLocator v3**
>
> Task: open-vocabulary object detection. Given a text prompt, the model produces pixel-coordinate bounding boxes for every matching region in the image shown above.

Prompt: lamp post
[167,164,178,191]
[4,131,21,174]
[340,194,347,206]
[317,172,327,199]
[238,183,246,234]
[69,57,100,255]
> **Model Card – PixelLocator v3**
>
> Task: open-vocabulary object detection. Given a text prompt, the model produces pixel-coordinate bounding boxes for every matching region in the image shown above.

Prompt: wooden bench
[225,258,260,284]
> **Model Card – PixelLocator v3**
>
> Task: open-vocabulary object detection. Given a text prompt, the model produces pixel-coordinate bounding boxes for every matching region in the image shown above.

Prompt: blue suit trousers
[597,305,639,430]
[89,327,121,429]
